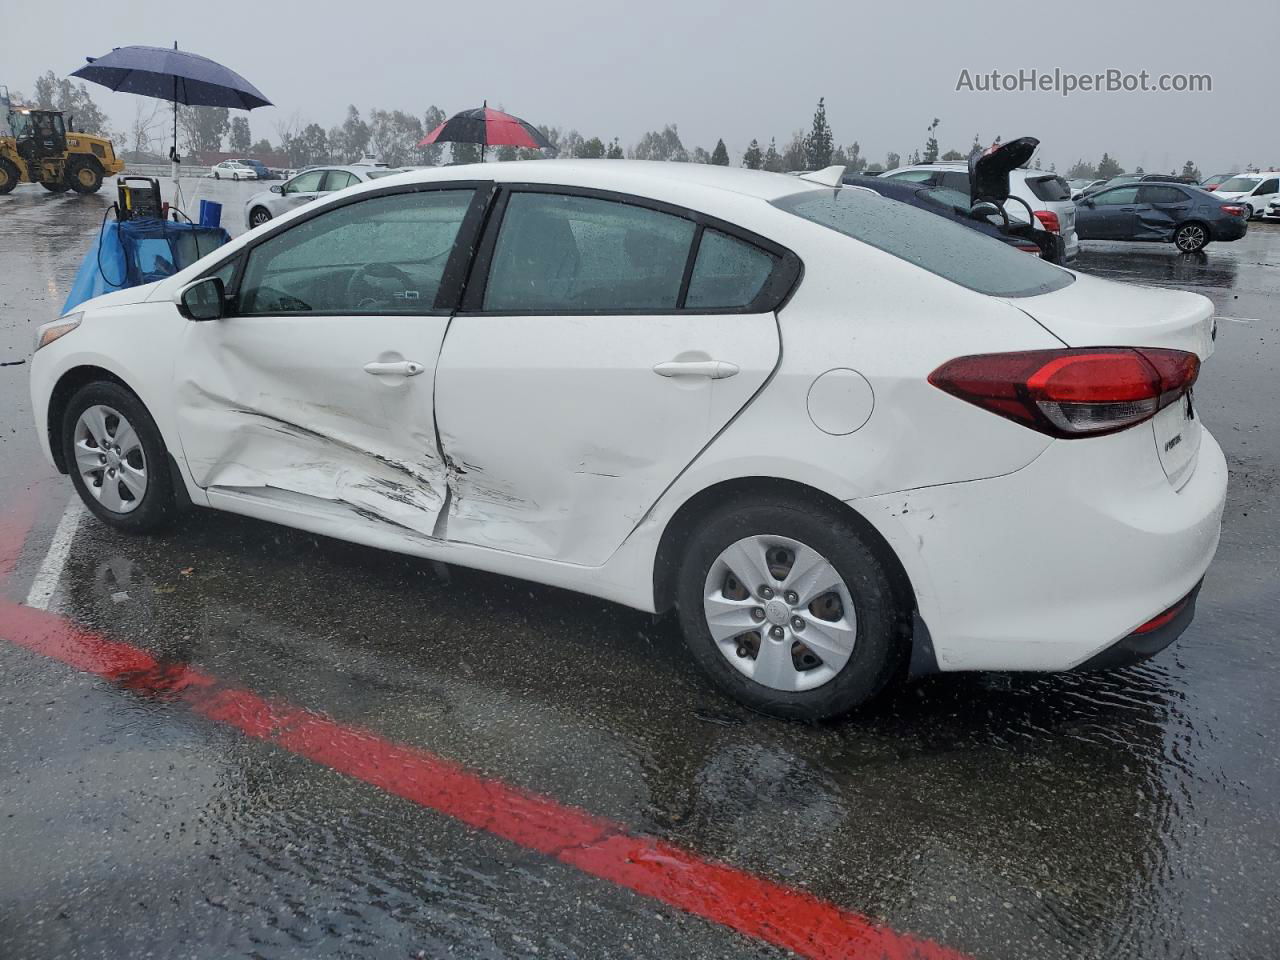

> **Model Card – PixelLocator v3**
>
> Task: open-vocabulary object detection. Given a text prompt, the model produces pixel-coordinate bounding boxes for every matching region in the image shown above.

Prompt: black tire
[61,381,179,533]
[232,173,240,181]
[41,179,70,193]
[67,158,104,194]
[249,206,272,227]
[1173,221,1209,253]
[674,496,908,721]
[0,157,19,194]
[213,171,220,180]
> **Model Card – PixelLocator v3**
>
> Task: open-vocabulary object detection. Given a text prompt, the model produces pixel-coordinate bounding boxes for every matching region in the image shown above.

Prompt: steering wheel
[345,261,416,311]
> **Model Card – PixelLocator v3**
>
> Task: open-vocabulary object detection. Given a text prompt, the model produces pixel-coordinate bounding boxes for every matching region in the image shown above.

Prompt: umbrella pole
[170,43,179,213]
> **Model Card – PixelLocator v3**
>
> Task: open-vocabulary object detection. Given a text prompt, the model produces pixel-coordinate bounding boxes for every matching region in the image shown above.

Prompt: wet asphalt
[1,178,1277,960]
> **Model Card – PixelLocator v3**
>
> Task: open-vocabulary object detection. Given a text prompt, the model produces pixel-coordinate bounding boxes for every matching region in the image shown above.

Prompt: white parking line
[23,499,84,611]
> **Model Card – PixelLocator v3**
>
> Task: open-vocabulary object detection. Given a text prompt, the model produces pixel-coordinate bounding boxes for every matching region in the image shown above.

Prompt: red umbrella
[418,104,554,158]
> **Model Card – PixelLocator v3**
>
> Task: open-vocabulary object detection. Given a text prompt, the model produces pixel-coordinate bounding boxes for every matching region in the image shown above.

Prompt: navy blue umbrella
[72,43,271,179]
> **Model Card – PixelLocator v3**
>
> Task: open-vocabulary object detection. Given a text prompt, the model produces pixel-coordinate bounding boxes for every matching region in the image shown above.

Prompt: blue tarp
[63,218,231,314]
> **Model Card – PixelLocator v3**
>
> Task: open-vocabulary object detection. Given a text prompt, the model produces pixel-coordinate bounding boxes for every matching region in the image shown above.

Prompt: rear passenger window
[1258,178,1279,194]
[685,229,775,309]
[484,193,695,312]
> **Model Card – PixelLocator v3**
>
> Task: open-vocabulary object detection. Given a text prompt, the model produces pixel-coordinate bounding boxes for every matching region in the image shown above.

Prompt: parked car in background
[1073,178,1107,198]
[30,160,1225,720]
[880,156,1079,260]
[1200,173,1236,192]
[1075,182,1248,251]
[842,175,1066,263]
[1264,196,1280,221]
[1213,173,1280,219]
[237,158,277,181]
[211,160,258,181]
[244,164,404,229]
[1067,178,1093,195]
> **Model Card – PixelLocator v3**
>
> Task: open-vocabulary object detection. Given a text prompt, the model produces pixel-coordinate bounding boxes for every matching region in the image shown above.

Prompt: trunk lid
[968,137,1039,204]
[1008,271,1216,359]
[1009,272,1214,489]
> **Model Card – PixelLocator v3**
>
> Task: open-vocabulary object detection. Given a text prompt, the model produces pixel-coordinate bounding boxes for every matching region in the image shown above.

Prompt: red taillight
[928,348,1200,438]
[1221,204,1245,217]
[1033,210,1061,233]
[1013,242,1042,257]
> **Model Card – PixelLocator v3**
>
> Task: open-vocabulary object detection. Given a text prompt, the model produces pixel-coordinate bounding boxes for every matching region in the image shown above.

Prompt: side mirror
[176,276,225,322]
[271,184,283,194]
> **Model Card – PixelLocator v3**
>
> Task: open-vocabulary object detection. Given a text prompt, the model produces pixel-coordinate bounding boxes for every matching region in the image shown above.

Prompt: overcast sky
[6,0,1269,175]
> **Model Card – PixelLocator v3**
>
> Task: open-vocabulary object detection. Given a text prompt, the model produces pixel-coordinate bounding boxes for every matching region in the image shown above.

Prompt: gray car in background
[1075,181,1248,252]
[244,164,403,229]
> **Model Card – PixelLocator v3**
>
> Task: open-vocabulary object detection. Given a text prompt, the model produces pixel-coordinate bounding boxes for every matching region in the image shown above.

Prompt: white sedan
[243,165,402,230]
[210,160,258,181]
[28,161,1226,720]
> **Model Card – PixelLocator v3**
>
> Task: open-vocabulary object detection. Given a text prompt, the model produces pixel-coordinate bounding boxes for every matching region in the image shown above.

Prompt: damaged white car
[30,160,1226,719]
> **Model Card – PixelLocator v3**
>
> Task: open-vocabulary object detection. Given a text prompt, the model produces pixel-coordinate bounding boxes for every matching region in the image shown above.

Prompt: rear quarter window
[774,187,1074,298]
[1025,176,1072,202]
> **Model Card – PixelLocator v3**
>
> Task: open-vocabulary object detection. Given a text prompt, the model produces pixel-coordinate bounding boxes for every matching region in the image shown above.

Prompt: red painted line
[0,509,970,960]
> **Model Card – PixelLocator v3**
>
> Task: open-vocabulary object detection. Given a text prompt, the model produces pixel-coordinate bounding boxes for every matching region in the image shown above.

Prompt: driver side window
[236,189,475,316]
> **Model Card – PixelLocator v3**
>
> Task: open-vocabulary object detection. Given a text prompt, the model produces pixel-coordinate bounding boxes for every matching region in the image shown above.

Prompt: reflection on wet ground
[1,184,1278,959]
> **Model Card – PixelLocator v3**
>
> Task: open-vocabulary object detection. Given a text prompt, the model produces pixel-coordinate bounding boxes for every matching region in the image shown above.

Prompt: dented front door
[172,187,479,537]
[174,313,449,535]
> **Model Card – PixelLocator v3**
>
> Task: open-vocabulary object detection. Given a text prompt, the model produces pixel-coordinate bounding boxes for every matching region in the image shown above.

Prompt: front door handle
[364,360,425,377]
[653,360,740,379]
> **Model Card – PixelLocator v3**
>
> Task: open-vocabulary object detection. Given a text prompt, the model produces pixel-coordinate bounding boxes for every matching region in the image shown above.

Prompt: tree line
[11,72,1212,181]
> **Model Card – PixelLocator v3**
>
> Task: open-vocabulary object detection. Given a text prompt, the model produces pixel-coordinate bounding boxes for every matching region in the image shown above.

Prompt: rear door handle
[364,360,425,377]
[653,360,740,379]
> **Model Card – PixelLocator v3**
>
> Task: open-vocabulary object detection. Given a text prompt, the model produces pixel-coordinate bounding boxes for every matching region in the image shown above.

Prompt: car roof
[370,159,828,202]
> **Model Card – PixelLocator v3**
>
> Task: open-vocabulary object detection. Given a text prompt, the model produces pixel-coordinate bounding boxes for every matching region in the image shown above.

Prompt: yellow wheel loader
[1,86,124,195]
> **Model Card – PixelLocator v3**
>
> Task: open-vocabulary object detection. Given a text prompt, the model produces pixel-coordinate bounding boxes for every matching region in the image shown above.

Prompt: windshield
[775,186,1073,298]
[1218,176,1261,192]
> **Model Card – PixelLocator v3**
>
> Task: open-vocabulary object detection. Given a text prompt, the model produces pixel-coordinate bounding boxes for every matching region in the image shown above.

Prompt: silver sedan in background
[244,164,403,230]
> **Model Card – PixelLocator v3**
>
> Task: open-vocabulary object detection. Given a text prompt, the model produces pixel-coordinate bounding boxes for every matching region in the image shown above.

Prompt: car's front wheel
[675,496,906,720]
[213,171,220,180]
[62,381,178,532]
[1174,222,1209,253]
[249,206,272,227]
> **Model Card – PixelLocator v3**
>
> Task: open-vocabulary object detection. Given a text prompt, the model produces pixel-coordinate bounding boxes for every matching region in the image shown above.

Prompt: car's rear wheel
[213,171,220,180]
[675,496,906,720]
[1174,222,1209,253]
[62,381,178,533]
[249,206,272,227]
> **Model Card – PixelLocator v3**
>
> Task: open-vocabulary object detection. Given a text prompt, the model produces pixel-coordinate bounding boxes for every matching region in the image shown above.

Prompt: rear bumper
[851,425,1227,673]
[1210,219,1248,241]
[1073,582,1200,671]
